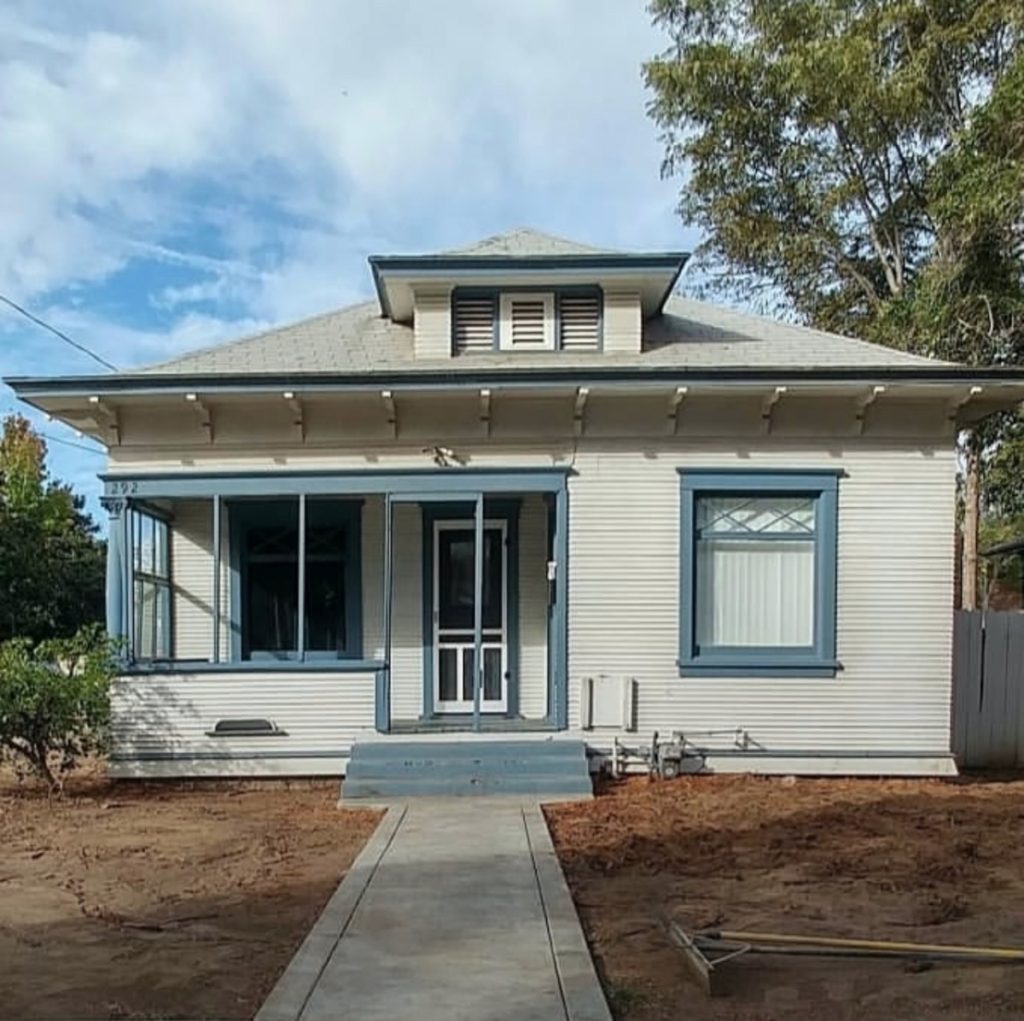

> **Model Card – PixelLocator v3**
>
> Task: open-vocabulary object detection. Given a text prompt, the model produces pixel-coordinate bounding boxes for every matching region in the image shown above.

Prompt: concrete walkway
[256,799,612,1021]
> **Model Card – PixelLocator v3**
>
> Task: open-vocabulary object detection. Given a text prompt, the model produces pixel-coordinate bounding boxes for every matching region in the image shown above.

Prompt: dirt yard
[0,764,380,1020]
[547,774,1024,1021]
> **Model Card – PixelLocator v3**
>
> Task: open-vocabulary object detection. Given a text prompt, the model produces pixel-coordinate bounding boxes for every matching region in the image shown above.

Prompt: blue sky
[0,1,701,524]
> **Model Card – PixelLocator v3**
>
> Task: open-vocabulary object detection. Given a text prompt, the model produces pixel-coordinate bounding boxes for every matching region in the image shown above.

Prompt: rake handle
[703,930,1024,961]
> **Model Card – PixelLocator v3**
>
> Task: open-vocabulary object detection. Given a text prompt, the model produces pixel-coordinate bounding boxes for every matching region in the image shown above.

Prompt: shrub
[0,625,117,793]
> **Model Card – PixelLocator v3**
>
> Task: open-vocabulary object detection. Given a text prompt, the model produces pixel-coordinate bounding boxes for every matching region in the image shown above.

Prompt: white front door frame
[432,518,509,714]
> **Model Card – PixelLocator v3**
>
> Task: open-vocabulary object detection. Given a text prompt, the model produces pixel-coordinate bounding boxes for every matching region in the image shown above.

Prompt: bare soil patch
[0,763,380,1020]
[546,774,1024,1021]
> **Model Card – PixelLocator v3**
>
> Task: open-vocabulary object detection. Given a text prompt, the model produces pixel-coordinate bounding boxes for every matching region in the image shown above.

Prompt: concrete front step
[347,756,587,779]
[342,738,592,800]
[342,773,594,800]
[350,739,586,761]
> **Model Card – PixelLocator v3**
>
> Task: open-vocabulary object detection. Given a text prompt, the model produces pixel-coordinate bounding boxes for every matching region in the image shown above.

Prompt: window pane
[696,538,815,648]
[153,520,168,577]
[437,528,502,631]
[461,647,475,701]
[135,578,155,658]
[133,578,170,659]
[698,496,815,535]
[156,584,171,658]
[438,647,458,701]
[483,646,502,701]
[305,558,346,652]
[247,560,298,652]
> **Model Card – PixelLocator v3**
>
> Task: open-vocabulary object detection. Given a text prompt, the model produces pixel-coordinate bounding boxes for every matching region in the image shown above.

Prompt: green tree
[645,0,1024,602]
[0,415,106,641]
[0,626,116,793]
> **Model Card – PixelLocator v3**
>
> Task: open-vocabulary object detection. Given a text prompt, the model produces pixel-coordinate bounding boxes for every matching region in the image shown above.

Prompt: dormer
[368,229,688,360]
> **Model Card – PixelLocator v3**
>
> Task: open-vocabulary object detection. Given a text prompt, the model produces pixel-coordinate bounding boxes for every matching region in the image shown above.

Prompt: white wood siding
[413,289,452,359]
[109,671,374,777]
[566,443,956,757]
[602,291,642,354]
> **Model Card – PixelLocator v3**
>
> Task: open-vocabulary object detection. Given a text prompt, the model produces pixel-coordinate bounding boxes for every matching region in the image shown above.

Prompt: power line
[43,432,107,456]
[0,293,119,372]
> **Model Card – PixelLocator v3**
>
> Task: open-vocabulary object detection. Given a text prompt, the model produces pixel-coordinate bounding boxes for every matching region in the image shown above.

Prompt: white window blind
[694,495,816,649]
[559,294,600,350]
[452,296,495,354]
[499,292,555,350]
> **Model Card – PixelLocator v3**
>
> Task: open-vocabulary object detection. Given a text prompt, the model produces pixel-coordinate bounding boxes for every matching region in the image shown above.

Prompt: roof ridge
[443,227,615,257]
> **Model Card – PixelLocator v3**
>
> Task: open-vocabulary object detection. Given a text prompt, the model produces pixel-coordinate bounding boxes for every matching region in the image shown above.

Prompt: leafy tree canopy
[0,415,106,642]
[646,0,1024,511]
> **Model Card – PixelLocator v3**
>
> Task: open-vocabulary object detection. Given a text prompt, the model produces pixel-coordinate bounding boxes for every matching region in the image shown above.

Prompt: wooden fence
[952,610,1024,769]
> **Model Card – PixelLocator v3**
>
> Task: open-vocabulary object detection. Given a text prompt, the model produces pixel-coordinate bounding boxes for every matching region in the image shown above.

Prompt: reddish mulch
[546,774,1024,1021]
[0,763,380,1020]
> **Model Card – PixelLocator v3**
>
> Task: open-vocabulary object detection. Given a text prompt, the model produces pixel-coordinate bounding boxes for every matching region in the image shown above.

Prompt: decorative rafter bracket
[667,386,688,435]
[947,385,984,424]
[185,392,214,443]
[283,391,305,443]
[573,386,590,438]
[854,385,886,434]
[381,390,397,438]
[761,386,787,434]
[88,395,121,446]
[479,388,492,437]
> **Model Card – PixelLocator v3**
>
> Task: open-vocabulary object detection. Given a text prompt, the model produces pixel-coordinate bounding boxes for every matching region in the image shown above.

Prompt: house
[9,228,1024,794]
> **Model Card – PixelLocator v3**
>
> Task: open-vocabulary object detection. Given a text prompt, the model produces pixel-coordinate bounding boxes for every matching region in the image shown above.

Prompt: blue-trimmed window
[230,499,362,662]
[131,508,171,660]
[679,470,839,677]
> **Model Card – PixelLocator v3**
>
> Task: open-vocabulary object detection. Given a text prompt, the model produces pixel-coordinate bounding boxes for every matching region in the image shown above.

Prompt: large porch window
[231,499,362,661]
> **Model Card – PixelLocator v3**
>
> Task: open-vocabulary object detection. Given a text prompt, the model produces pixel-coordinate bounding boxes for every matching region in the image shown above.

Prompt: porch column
[101,498,127,645]
[473,493,484,732]
[377,494,394,733]
[553,485,569,729]
[122,500,134,658]
[297,494,306,659]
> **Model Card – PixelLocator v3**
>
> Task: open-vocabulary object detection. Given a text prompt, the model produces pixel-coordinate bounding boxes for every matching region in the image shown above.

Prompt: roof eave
[9,364,1024,399]
[368,251,690,322]
[368,252,689,273]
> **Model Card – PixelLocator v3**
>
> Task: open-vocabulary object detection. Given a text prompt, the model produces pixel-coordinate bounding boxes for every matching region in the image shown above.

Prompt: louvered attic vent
[452,295,495,354]
[500,292,555,350]
[559,293,600,351]
[451,290,601,354]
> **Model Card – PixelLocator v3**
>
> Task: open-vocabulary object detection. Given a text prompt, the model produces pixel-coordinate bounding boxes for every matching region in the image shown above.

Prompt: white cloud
[1,0,700,511]
[0,0,692,312]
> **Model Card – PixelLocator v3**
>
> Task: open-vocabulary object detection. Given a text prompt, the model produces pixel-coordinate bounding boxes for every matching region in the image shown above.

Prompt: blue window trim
[420,499,521,719]
[228,497,363,663]
[127,505,173,663]
[451,285,603,353]
[678,469,841,678]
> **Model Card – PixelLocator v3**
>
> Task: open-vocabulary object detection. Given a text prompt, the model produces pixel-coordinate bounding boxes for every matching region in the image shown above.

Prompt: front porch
[101,468,570,746]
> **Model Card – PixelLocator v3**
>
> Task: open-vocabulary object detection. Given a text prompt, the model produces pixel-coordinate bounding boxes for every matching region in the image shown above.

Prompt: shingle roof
[135,294,945,377]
